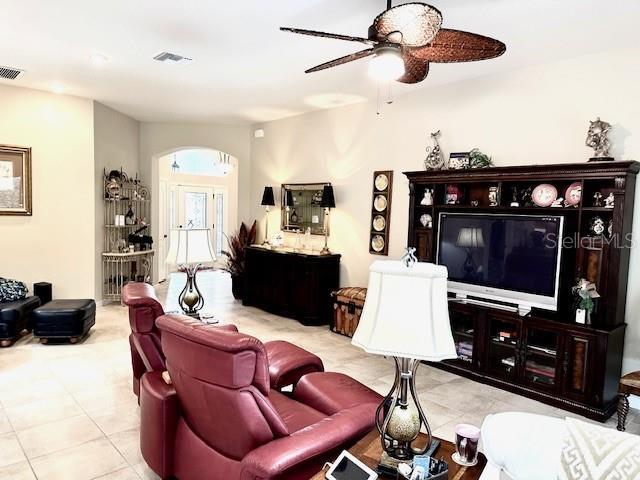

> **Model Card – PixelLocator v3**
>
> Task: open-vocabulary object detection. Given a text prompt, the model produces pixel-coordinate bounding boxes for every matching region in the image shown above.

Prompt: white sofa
[479,412,568,480]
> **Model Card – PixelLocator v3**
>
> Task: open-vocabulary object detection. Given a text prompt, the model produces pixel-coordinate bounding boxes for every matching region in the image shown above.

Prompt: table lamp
[164,228,216,318]
[456,227,484,278]
[261,186,276,245]
[352,253,456,471]
[320,185,335,255]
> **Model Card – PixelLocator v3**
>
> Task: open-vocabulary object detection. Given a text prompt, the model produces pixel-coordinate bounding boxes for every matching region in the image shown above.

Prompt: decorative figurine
[604,193,615,209]
[572,278,600,325]
[586,117,614,162]
[446,184,463,204]
[608,219,614,238]
[424,130,445,170]
[551,197,564,208]
[419,213,433,228]
[593,192,603,207]
[521,186,534,207]
[510,186,520,207]
[589,216,606,237]
[488,186,500,207]
[470,200,479,207]
[420,189,434,206]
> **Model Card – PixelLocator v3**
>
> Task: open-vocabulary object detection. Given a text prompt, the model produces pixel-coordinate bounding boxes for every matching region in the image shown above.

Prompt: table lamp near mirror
[261,186,276,245]
[352,253,457,472]
[164,228,216,318]
[320,185,335,255]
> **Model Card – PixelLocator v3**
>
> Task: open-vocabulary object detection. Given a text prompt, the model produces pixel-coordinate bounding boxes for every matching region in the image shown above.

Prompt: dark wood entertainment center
[405,161,638,421]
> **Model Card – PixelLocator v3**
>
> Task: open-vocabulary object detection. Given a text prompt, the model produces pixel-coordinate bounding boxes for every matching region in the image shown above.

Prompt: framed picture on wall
[0,145,32,215]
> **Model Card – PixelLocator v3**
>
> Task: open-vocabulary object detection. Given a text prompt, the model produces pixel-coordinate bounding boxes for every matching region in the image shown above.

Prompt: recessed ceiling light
[50,83,67,94]
[90,53,109,66]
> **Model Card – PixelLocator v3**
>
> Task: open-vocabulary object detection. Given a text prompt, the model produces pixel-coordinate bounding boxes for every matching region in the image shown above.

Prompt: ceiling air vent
[153,52,193,64]
[0,66,24,80]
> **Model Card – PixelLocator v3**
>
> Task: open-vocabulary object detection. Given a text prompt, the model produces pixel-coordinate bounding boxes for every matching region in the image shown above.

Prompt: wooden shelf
[102,250,155,258]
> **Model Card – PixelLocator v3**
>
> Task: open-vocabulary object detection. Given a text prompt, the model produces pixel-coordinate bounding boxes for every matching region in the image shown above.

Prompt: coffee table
[310,430,486,480]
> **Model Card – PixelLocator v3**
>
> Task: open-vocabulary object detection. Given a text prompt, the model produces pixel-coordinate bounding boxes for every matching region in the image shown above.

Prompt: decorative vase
[231,274,245,300]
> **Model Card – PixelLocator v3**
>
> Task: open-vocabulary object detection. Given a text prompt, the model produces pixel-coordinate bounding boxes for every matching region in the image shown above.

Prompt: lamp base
[178,266,205,317]
[376,358,433,462]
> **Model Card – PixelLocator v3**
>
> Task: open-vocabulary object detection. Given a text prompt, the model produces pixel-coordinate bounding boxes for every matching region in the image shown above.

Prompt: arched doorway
[157,148,238,282]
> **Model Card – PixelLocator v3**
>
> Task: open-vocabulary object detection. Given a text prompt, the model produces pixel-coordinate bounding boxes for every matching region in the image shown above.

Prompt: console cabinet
[405,161,638,421]
[243,246,340,325]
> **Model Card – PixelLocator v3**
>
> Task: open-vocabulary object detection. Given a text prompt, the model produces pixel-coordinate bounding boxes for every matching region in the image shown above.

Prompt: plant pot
[231,274,245,300]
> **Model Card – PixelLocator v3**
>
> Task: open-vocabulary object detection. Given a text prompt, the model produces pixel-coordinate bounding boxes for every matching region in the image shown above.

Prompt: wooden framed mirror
[281,182,331,235]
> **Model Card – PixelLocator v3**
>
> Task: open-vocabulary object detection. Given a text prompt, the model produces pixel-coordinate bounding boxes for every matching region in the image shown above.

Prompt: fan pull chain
[376,82,394,116]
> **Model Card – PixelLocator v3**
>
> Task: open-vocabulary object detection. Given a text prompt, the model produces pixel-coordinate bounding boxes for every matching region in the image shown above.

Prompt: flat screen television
[436,212,564,313]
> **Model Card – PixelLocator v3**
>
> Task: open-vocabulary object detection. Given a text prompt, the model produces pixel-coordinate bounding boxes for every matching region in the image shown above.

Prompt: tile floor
[1,271,638,479]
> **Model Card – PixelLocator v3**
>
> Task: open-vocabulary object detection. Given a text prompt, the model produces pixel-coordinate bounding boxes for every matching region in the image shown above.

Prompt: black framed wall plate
[369,170,393,256]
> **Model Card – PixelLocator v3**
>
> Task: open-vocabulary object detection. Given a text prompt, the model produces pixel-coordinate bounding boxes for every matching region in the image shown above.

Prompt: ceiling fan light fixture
[368,46,405,81]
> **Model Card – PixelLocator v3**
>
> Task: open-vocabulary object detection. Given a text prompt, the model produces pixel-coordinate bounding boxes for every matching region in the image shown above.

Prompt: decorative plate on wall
[374,194,388,212]
[369,170,393,256]
[374,173,389,191]
[373,215,386,231]
[371,235,385,252]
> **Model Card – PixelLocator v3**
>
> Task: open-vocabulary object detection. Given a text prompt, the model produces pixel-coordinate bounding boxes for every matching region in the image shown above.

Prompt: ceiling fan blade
[409,29,506,63]
[305,48,376,73]
[373,3,443,47]
[397,54,429,84]
[280,27,376,45]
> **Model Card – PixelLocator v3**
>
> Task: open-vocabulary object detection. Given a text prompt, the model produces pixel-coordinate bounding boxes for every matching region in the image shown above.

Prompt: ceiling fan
[281,1,506,84]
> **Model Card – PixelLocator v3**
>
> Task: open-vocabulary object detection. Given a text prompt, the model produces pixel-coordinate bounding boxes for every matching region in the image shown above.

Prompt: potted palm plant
[221,221,257,300]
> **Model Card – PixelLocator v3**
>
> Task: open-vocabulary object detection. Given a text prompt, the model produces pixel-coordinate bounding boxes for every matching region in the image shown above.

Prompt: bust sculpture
[586,117,613,161]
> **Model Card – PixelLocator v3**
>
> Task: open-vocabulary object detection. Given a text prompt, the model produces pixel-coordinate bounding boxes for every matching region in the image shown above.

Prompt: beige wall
[0,84,95,298]
[139,122,251,281]
[250,47,640,372]
[93,102,140,301]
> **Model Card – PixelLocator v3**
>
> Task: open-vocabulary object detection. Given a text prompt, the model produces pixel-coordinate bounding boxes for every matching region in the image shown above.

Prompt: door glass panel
[215,194,224,256]
[170,190,177,228]
[488,317,518,378]
[524,328,558,387]
[450,311,474,363]
[184,192,207,229]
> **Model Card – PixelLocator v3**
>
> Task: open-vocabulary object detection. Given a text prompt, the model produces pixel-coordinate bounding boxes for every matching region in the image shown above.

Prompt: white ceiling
[1,0,638,124]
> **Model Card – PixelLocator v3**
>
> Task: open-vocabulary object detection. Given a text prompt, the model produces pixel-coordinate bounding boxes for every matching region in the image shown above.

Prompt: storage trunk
[331,287,367,337]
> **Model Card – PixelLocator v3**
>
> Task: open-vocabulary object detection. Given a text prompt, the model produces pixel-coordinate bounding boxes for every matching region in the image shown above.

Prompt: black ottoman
[0,296,41,346]
[32,299,96,344]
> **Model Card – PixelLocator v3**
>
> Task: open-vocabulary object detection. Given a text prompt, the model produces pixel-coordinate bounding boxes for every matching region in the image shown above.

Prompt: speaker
[33,282,52,305]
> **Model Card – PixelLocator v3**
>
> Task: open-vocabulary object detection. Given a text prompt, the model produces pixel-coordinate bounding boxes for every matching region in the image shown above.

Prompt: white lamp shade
[456,228,485,248]
[165,229,216,265]
[352,260,457,362]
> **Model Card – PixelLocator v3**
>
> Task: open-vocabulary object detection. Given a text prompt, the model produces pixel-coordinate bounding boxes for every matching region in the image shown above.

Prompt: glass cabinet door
[449,307,475,366]
[523,326,560,391]
[486,315,520,381]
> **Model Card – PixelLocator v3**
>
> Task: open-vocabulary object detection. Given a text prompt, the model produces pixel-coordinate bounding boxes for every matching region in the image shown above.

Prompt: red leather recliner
[122,283,325,396]
[141,314,382,480]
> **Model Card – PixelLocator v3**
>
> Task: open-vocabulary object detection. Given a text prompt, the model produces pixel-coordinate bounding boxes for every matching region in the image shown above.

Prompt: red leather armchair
[122,283,325,396]
[141,314,382,480]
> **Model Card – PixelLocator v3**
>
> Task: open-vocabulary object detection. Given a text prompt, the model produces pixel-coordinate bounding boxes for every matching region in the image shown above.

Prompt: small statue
[586,118,613,161]
[593,192,603,207]
[420,189,434,206]
[424,130,445,170]
[551,197,564,208]
[521,186,533,207]
[604,193,615,209]
[510,186,520,207]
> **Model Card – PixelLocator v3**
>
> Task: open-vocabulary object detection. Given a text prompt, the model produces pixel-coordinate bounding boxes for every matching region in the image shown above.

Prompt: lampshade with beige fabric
[351,259,456,467]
